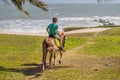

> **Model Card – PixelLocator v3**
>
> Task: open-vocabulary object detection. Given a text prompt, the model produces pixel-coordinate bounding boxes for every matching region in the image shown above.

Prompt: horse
[42,33,66,71]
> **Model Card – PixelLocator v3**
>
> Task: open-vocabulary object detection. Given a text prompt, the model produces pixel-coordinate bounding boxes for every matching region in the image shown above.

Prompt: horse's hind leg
[49,52,53,68]
[42,51,48,66]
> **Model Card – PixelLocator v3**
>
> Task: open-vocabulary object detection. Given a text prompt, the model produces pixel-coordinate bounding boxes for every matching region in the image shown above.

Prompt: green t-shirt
[48,23,58,36]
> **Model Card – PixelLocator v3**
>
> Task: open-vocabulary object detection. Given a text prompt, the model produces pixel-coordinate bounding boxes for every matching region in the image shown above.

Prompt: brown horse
[42,33,66,71]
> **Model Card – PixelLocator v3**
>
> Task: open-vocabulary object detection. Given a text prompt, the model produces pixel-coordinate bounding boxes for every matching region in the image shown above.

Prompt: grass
[96,25,120,28]
[66,32,95,38]
[41,27,120,80]
[0,27,120,80]
[0,34,87,80]
[41,68,120,80]
[65,37,88,50]
[63,25,120,32]
[98,27,120,36]
[81,36,120,57]
[63,27,86,32]
[80,27,120,57]
[0,34,43,67]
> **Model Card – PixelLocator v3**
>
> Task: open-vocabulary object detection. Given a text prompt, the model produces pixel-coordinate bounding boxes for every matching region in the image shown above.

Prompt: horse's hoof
[48,66,52,69]
[53,63,55,66]
[41,64,45,72]
[59,61,61,64]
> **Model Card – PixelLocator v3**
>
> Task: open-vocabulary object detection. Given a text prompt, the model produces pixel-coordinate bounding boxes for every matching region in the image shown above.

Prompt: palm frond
[11,0,24,11]
[2,0,48,17]
[28,0,48,11]
[10,0,31,17]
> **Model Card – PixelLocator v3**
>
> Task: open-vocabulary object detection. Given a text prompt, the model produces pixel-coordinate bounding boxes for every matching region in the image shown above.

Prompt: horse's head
[59,32,67,48]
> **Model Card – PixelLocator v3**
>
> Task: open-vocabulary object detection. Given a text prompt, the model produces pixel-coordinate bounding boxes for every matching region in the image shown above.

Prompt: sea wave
[0,16,120,33]
[0,19,49,33]
[59,16,120,27]
[59,16,120,21]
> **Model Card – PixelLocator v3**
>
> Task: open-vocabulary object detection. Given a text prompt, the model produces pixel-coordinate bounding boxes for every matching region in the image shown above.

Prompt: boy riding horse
[42,17,66,70]
[46,17,65,51]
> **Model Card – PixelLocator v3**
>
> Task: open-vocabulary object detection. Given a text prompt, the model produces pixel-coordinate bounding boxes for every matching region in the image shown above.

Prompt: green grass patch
[42,67,120,80]
[66,32,95,38]
[65,37,88,50]
[80,36,120,57]
[0,34,87,80]
[98,27,120,36]
[63,27,86,32]
[96,25,120,28]
[1,27,120,80]
[79,27,120,57]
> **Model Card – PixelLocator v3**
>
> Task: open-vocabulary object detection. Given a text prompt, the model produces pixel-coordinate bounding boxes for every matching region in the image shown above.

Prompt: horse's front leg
[53,52,56,66]
[59,51,62,64]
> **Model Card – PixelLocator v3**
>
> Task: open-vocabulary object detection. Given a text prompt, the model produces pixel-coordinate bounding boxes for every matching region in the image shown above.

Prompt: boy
[46,17,64,51]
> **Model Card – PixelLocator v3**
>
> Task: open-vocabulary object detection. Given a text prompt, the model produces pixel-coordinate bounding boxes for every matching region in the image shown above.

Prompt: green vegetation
[98,27,120,36]
[63,27,86,32]
[2,0,47,17]
[0,27,120,80]
[65,37,88,50]
[64,25,120,32]
[81,36,120,57]
[77,27,120,57]
[96,25,120,28]
[0,34,87,80]
[42,27,120,80]
[66,32,95,37]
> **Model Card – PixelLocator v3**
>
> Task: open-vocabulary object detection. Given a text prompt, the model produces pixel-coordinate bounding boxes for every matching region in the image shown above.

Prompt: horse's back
[42,37,58,51]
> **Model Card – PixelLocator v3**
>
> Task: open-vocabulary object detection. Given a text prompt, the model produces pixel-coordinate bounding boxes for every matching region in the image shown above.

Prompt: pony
[42,33,66,71]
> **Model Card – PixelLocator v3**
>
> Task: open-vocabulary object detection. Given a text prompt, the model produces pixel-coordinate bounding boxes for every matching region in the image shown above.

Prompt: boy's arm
[46,27,49,33]
[56,30,61,37]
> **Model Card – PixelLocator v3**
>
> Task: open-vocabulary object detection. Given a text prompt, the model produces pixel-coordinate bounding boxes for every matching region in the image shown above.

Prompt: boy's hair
[52,17,57,22]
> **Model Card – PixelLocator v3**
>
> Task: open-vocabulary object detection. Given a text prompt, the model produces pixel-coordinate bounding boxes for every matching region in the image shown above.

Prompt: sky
[42,0,120,4]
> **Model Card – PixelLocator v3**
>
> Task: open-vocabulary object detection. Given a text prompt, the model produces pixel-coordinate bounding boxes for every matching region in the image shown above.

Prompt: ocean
[0,4,120,33]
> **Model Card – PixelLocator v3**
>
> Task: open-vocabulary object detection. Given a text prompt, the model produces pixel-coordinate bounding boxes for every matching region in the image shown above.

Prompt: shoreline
[0,28,111,36]
[0,31,48,36]
[65,28,111,34]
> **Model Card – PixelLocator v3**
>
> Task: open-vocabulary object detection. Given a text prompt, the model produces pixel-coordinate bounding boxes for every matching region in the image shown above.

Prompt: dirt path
[31,28,120,80]
[55,31,119,71]
[56,32,98,67]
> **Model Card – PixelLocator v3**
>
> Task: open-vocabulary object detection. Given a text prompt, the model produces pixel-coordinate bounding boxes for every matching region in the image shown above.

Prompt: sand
[0,28,111,36]
[65,28,111,34]
[0,31,48,36]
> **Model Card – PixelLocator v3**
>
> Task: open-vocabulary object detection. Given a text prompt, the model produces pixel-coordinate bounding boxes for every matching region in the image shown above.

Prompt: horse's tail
[42,39,47,53]
[42,39,48,65]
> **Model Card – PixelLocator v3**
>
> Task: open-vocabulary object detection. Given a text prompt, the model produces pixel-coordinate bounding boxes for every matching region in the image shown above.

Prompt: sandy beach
[65,28,111,34]
[0,31,48,36]
[0,28,111,36]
